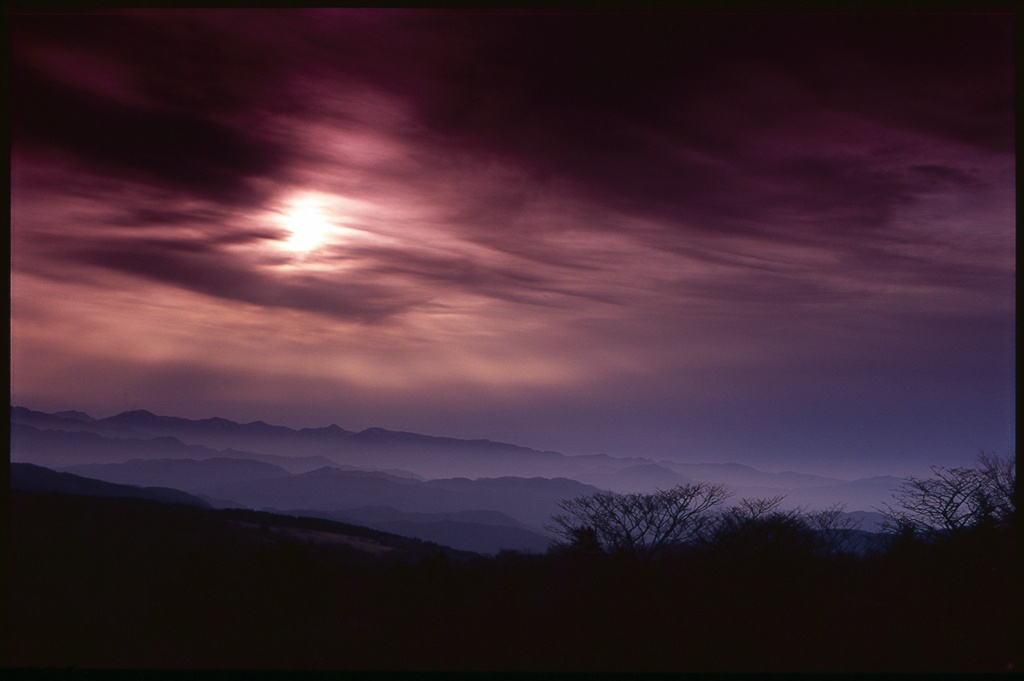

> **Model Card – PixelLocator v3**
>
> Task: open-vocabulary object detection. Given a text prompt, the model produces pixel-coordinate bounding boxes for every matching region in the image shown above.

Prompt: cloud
[10,11,1015,475]
[57,237,420,323]
[12,67,287,207]
[369,12,1013,226]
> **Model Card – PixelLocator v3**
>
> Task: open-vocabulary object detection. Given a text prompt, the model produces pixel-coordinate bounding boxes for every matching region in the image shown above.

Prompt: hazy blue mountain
[846,510,889,533]
[11,422,222,468]
[11,406,152,439]
[52,410,95,421]
[12,407,905,517]
[11,406,578,480]
[211,467,428,512]
[62,457,292,494]
[333,506,532,528]
[91,409,572,476]
[11,462,211,507]
[574,463,695,492]
[12,422,348,474]
[720,476,904,514]
[662,461,848,488]
[785,476,905,513]
[423,476,606,528]
[212,450,363,475]
[206,468,603,531]
[98,409,318,449]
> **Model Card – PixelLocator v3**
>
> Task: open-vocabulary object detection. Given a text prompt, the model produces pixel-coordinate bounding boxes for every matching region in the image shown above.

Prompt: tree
[879,450,1016,537]
[976,450,1015,529]
[701,496,817,559]
[806,502,865,557]
[547,484,731,563]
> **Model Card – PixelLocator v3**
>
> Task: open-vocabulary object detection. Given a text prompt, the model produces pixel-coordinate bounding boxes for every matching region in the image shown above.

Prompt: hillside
[9,484,1015,671]
[10,462,480,557]
[9,407,909,557]
[297,507,553,554]
[11,462,212,507]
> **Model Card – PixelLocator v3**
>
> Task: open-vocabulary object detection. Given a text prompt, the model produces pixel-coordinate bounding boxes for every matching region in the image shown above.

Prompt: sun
[282,197,331,252]
[271,191,379,258]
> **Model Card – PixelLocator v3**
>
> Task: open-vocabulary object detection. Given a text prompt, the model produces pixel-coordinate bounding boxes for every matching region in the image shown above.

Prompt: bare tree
[547,484,731,563]
[806,503,864,557]
[878,450,1016,537]
[880,466,986,535]
[976,450,1015,529]
[702,496,817,558]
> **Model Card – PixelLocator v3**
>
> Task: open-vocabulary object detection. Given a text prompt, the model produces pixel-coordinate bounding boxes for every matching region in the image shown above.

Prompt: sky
[10,10,1015,479]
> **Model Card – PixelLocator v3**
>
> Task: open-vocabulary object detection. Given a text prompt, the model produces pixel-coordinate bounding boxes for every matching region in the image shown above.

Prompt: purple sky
[10,10,1014,478]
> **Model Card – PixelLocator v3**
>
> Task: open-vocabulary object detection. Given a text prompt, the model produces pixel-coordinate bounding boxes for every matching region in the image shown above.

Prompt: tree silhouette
[547,483,731,563]
[701,495,817,560]
[879,450,1016,537]
[976,450,1016,529]
[807,502,865,557]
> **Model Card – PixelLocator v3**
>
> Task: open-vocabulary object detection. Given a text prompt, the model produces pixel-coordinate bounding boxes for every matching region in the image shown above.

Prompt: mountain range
[11,406,904,552]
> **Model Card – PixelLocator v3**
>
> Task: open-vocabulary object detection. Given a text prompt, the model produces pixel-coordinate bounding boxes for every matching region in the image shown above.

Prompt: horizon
[9,403,972,481]
[11,10,1014,483]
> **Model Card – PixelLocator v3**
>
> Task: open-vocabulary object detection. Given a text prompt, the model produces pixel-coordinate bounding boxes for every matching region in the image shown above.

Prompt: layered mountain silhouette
[10,419,416,476]
[57,458,599,532]
[11,406,902,552]
[63,457,292,491]
[11,405,874,487]
[12,406,570,479]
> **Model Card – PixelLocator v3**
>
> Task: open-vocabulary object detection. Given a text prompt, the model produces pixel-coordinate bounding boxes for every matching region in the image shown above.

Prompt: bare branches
[878,450,1017,537]
[702,496,818,558]
[807,503,864,558]
[551,450,1016,565]
[976,450,1016,528]
[546,483,731,563]
[550,487,875,562]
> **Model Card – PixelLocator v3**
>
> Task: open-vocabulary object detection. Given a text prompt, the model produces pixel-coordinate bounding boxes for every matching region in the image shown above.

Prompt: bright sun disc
[283,200,330,251]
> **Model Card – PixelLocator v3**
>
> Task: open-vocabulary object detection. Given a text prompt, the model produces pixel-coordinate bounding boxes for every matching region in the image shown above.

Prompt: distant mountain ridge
[10,420,414,476]
[11,406,572,480]
[11,406,901,516]
[662,461,848,488]
[63,457,293,491]
[12,406,852,487]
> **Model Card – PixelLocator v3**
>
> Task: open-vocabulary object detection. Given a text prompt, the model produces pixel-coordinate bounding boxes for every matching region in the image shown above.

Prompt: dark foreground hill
[296,507,554,555]
[11,462,212,507]
[9,484,1016,671]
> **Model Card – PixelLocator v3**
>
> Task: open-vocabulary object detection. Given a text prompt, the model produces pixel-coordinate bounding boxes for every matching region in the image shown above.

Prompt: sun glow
[271,192,385,257]
[283,198,331,251]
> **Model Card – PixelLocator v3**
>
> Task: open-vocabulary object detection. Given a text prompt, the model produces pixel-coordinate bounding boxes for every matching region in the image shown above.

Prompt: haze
[10,10,1014,480]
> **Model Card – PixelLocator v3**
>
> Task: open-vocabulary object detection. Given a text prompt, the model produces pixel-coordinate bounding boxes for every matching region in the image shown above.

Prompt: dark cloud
[907,164,987,190]
[10,10,1015,477]
[348,246,624,308]
[11,11,1012,231]
[63,238,418,323]
[381,12,1013,230]
[109,207,232,228]
[12,66,286,207]
[10,11,298,209]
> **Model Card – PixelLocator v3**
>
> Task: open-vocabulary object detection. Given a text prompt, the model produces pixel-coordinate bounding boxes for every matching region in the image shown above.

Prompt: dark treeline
[8,452,1017,672]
